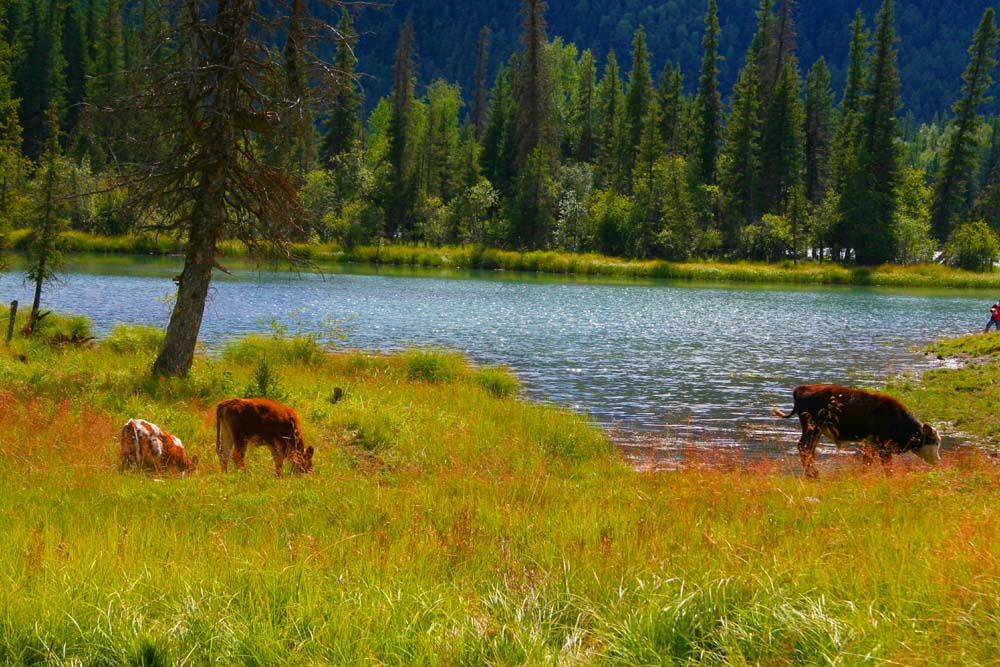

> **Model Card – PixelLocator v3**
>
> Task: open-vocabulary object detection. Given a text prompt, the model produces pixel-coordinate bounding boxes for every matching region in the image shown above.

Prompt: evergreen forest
[3,0,1000,282]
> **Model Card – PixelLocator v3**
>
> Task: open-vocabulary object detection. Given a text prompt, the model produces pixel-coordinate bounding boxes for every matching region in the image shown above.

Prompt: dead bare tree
[121,0,360,376]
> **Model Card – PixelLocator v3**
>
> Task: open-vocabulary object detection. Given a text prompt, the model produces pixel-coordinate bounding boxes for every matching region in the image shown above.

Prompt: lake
[1,256,991,460]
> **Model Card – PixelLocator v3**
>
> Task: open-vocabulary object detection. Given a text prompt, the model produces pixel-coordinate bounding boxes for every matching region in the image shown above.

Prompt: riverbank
[7,228,1000,288]
[2,314,1000,663]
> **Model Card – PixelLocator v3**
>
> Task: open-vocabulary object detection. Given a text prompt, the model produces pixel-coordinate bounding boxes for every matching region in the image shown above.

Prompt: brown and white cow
[216,398,313,475]
[772,384,941,478]
[120,418,197,472]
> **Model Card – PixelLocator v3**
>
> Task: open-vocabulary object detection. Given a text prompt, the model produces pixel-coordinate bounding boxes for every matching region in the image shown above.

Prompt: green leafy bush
[946,219,1000,272]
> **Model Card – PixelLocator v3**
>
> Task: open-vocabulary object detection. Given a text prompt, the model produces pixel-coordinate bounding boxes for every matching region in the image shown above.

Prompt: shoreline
[7,229,1000,289]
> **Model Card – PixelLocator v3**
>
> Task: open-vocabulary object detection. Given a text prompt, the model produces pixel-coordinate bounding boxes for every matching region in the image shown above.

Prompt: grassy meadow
[2,311,1000,665]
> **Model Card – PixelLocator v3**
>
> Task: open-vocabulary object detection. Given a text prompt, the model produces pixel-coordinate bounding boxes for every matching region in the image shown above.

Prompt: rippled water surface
[2,257,991,456]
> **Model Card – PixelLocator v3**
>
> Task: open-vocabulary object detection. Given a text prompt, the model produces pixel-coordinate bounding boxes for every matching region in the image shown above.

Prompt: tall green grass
[3,321,1000,663]
[9,229,1000,287]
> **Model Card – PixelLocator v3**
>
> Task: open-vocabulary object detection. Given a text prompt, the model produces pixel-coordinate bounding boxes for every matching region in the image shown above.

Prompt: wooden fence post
[6,300,17,344]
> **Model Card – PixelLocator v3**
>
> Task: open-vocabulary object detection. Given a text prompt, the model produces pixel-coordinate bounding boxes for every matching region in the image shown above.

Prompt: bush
[223,333,324,366]
[1,306,94,345]
[472,366,520,399]
[402,348,464,383]
[946,220,1000,272]
[102,324,165,353]
[242,356,288,401]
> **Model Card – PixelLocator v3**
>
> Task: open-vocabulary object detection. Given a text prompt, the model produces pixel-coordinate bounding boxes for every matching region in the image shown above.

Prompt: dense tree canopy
[3,0,1000,299]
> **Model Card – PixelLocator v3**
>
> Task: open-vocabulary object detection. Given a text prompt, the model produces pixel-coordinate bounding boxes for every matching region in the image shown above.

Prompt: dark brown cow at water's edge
[772,384,941,478]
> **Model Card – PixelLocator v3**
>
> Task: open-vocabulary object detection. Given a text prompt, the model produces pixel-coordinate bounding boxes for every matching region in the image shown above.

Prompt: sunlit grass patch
[102,323,166,353]
[472,365,520,399]
[401,347,465,383]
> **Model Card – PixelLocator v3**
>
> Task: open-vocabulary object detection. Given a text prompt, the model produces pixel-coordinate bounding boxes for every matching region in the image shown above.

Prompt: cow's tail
[216,401,230,470]
[771,405,797,419]
[216,402,224,457]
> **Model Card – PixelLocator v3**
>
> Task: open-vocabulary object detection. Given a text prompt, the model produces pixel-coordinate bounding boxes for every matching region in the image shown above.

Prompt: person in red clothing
[985,301,1000,332]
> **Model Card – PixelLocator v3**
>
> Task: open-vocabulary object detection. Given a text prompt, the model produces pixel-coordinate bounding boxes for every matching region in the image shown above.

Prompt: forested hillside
[351,0,995,120]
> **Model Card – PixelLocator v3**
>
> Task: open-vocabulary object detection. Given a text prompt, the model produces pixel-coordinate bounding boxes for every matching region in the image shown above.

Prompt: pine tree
[27,103,68,332]
[385,16,417,241]
[471,26,490,141]
[693,0,722,186]
[929,7,999,242]
[841,10,869,121]
[319,8,361,168]
[573,49,596,162]
[17,0,65,160]
[751,0,776,102]
[89,0,125,168]
[829,10,868,258]
[422,79,463,202]
[481,63,516,194]
[276,0,314,179]
[657,62,684,155]
[769,1,798,94]
[803,57,835,204]
[635,97,664,191]
[719,47,761,249]
[623,25,652,187]
[758,62,804,217]
[0,19,25,224]
[632,96,665,256]
[514,0,553,170]
[840,0,902,265]
[60,0,87,148]
[595,50,624,188]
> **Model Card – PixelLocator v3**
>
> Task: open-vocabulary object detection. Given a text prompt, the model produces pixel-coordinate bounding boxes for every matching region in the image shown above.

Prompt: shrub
[472,366,520,399]
[402,348,464,383]
[946,219,1000,272]
[102,324,165,353]
[342,351,392,377]
[223,333,325,366]
[242,356,289,401]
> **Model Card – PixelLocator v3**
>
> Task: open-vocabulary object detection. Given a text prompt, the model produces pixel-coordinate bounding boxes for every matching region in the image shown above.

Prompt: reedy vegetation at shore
[2,313,1000,664]
[9,228,1000,289]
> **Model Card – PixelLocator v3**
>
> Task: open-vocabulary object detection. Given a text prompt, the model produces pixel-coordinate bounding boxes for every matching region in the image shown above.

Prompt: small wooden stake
[6,300,17,343]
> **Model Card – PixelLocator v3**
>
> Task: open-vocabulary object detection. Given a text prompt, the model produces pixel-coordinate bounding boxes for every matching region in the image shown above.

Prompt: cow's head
[915,423,941,465]
[290,446,314,474]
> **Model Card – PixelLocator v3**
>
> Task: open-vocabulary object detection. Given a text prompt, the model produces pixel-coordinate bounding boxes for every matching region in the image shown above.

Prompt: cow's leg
[878,446,893,476]
[860,440,877,468]
[269,444,286,476]
[797,429,821,479]
[232,441,247,471]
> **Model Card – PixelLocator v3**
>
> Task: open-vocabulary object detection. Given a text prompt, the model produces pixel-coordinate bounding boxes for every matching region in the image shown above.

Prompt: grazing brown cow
[120,418,197,472]
[216,398,313,475]
[772,384,941,478]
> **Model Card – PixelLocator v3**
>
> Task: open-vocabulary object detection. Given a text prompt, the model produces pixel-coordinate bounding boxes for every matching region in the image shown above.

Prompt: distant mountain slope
[348,0,995,120]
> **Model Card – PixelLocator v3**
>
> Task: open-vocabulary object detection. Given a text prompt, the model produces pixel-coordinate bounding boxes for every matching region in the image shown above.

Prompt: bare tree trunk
[153,181,225,376]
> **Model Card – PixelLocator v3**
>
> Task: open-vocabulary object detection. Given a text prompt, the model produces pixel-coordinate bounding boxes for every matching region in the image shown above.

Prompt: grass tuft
[102,324,166,354]
[472,366,520,399]
[402,348,465,383]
